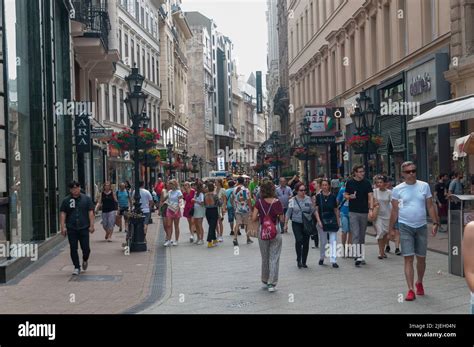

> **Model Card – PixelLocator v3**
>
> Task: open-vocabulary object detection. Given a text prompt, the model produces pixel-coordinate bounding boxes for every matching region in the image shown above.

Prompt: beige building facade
[287,0,452,182]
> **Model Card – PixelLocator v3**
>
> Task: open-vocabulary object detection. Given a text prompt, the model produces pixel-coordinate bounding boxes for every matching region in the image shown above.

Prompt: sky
[183,0,268,87]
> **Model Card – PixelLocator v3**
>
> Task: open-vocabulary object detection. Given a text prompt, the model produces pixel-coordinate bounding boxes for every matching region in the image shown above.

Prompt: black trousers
[206,207,219,242]
[67,228,90,270]
[292,221,310,264]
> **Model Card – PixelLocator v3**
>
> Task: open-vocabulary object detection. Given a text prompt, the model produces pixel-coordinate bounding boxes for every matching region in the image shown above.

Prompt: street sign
[90,128,113,139]
[310,136,336,145]
[217,156,225,171]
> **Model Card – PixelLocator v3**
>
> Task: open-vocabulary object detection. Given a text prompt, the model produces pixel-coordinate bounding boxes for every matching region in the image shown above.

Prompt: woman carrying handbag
[315,179,341,268]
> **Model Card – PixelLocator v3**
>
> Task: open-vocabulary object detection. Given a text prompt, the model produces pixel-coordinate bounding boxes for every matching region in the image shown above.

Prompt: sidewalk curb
[122,217,168,314]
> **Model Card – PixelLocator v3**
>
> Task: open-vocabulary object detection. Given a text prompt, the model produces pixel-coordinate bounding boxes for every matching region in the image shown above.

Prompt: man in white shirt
[132,181,154,234]
[389,162,439,302]
[276,177,292,233]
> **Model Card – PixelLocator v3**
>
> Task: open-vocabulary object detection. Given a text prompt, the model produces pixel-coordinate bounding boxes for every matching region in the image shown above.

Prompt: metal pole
[131,120,146,252]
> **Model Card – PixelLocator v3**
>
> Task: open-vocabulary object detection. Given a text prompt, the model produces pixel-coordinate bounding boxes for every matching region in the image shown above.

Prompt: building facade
[287,0,451,183]
[266,0,280,135]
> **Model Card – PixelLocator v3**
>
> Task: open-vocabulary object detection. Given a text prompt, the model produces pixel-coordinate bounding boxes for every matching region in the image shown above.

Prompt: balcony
[174,44,188,67]
[71,1,119,82]
[171,26,179,43]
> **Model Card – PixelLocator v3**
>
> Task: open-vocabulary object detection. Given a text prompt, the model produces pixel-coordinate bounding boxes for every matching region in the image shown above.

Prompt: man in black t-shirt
[344,164,374,266]
[434,173,448,232]
[60,181,95,276]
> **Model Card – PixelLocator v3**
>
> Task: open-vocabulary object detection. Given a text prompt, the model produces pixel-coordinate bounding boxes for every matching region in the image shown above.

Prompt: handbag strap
[259,199,275,217]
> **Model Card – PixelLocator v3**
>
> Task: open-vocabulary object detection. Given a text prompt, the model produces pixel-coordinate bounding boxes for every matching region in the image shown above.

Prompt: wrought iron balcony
[72,1,111,51]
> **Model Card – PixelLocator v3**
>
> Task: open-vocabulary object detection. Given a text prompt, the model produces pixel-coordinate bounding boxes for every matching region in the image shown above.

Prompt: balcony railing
[72,1,111,51]
[174,44,188,67]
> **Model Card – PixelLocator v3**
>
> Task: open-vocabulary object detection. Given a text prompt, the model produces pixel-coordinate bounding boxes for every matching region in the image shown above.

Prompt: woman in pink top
[183,182,196,243]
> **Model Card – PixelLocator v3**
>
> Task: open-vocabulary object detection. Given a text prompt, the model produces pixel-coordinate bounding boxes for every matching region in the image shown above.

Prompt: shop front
[405,53,451,186]
[376,74,407,184]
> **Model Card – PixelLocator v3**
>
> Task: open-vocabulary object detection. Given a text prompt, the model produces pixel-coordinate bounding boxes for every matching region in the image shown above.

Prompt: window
[305,9,309,43]
[131,38,135,66]
[135,0,139,21]
[105,86,110,121]
[119,28,122,58]
[112,86,117,123]
[145,7,149,31]
[124,33,129,60]
[141,6,145,26]
[310,3,314,35]
[152,57,155,83]
[137,43,140,70]
[119,89,124,124]
[296,23,299,53]
[147,52,150,81]
[156,55,160,84]
[142,48,146,77]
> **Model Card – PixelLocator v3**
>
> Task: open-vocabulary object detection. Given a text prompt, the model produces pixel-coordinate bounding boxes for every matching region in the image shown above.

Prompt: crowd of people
[61,162,473,304]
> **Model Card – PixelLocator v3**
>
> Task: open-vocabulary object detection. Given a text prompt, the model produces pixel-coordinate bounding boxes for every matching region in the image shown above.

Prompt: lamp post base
[129,215,147,252]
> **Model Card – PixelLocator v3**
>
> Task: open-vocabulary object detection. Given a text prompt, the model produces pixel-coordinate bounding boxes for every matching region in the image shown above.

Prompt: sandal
[378,255,383,259]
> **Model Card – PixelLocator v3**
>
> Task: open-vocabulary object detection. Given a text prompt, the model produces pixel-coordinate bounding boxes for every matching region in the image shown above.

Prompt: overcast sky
[183,0,268,87]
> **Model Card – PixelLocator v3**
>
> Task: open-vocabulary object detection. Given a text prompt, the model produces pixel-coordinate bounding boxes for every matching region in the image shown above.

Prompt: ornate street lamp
[166,141,174,179]
[300,119,312,188]
[182,149,189,181]
[191,154,198,179]
[124,66,148,252]
[198,156,204,179]
[351,89,379,178]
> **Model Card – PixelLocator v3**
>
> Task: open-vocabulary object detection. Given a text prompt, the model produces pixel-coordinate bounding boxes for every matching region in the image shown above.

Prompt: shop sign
[74,113,91,153]
[406,59,436,104]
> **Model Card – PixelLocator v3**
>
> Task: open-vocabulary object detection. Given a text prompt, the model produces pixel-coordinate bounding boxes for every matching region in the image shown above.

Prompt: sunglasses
[298,189,307,192]
[404,170,417,174]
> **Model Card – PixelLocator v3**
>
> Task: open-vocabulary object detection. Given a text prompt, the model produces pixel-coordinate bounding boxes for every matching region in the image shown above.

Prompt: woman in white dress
[373,175,392,259]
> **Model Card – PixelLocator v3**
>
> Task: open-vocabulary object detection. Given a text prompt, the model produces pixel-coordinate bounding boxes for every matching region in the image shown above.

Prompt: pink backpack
[259,199,277,240]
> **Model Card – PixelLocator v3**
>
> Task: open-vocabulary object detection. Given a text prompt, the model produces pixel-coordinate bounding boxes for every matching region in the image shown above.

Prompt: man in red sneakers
[389,162,439,301]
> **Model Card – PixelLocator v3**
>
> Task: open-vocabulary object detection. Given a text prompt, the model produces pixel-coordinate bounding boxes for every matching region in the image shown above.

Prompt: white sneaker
[72,268,80,276]
[172,240,178,246]
[218,237,224,242]
[197,240,204,245]
[193,238,199,244]
[267,285,276,292]
[190,236,194,243]
[164,240,171,247]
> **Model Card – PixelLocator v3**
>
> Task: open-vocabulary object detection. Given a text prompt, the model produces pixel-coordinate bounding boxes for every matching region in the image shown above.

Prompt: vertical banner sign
[217,156,225,171]
[256,71,263,113]
[75,113,91,153]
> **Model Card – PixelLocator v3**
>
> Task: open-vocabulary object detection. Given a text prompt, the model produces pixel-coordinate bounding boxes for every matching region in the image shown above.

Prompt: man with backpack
[232,176,253,246]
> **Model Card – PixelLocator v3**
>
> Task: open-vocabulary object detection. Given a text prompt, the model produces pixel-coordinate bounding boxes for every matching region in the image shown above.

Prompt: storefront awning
[454,133,474,157]
[407,95,474,130]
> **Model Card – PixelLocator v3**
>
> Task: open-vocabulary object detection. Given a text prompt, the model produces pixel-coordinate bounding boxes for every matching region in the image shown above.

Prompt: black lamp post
[182,149,189,181]
[270,132,281,180]
[141,112,150,190]
[166,141,173,179]
[191,154,198,179]
[351,90,378,178]
[124,66,148,252]
[198,157,203,179]
[300,118,312,188]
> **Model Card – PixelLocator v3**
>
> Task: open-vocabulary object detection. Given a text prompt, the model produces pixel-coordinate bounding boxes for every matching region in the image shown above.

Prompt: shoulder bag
[319,194,339,232]
[295,197,318,237]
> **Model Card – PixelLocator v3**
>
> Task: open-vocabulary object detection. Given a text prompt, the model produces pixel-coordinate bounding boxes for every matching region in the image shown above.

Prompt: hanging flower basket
[110,127,160,151]
[140,149,161,167]
[347,135,382,154]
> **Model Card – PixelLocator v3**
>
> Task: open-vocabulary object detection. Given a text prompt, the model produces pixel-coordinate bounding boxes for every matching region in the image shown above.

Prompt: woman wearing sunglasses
[284,182,314,269]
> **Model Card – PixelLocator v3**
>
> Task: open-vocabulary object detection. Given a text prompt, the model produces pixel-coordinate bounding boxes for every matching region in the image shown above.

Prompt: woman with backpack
[284,182,314,268]
[252,180,284,292]
[204,182,220,248]
[315,179,341,268]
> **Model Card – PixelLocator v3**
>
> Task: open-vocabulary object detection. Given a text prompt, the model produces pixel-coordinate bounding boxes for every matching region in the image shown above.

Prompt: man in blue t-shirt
[337,185,351,253]
[116,182,132,233]
[225,180,239,236]
[389,161,439,302]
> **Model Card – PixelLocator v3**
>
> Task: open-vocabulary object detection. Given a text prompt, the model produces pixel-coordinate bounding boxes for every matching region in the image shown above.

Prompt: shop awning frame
[407,95,474,130]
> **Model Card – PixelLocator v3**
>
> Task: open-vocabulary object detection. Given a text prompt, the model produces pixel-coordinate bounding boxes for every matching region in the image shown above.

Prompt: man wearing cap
[60,181,95,276]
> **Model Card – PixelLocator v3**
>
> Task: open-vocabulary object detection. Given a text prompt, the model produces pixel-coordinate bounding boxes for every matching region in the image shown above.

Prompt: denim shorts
[341,214,350,233]
[227,207,235,223]
[399,223,428,257]
[144,212,151,225]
